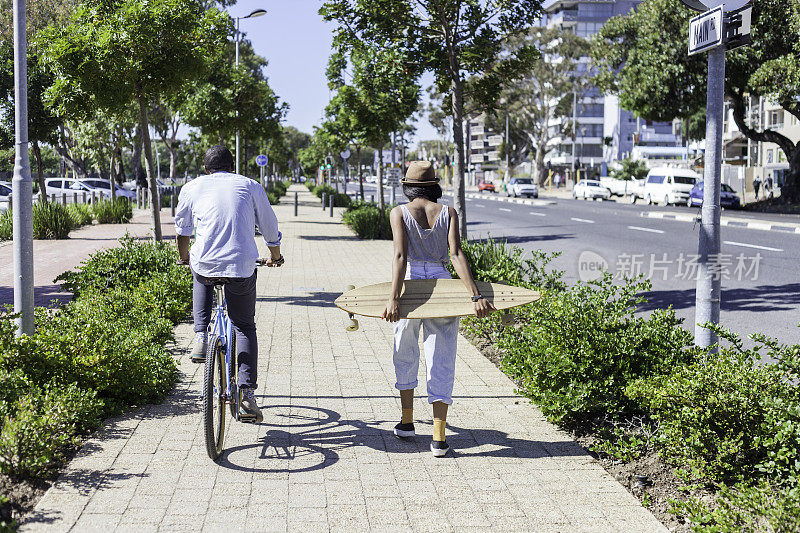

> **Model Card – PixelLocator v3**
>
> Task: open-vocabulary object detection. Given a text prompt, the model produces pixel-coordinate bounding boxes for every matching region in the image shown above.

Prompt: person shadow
[216,403,587,473]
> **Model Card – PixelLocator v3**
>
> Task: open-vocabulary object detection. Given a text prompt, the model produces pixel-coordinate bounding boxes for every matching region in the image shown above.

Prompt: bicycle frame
[209,286,236,405]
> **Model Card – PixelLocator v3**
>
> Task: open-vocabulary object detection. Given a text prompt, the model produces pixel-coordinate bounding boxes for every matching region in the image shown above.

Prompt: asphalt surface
[352,182,800,346]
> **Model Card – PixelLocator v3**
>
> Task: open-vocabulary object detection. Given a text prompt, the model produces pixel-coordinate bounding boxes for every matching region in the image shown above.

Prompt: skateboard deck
[335,279,540,320]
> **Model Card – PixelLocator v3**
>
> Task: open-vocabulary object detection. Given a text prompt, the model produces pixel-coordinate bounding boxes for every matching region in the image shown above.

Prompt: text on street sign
[688,6,723,55]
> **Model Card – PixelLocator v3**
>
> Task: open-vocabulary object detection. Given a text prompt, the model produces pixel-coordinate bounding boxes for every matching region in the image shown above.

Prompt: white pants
[393,262,459,404]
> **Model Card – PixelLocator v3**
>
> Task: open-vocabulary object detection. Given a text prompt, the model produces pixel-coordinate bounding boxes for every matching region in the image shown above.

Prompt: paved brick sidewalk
[21,186,666,532]
[0,210,175,307]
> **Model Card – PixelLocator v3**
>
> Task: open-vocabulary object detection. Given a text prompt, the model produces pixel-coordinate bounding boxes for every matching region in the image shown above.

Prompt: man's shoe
[190,332,207,363]
[238,388,263,423]
[393,422,415,438]
[430,440,450,457]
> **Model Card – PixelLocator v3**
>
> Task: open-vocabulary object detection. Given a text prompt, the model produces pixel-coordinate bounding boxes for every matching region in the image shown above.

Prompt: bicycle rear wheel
[203,334,226,460]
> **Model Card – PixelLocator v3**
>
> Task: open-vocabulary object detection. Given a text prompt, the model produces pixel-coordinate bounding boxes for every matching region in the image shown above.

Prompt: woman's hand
[474,297,496,319]
[382,298,401,322]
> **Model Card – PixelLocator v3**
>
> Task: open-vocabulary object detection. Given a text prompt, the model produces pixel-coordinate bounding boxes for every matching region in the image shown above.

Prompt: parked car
[365,175,378,184]
[81,178,136,199]
[44,178,109,200]
[600,177,637,197]
[688,181,741,209]
[478,179,496,193]
[506,177,539,198]
[638,167,701,206]
[572,180,611,201]
[0,181,11,211]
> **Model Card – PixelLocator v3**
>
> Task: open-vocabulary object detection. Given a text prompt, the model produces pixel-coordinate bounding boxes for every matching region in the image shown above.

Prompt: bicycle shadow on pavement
[216,403,588,474]
[256,292,338,308]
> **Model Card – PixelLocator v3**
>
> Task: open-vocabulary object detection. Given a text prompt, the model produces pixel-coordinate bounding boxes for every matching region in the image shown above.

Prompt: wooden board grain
[334,279,540,319]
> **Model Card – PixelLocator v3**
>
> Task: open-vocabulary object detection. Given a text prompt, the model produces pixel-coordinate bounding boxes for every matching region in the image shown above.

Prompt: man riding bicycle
[175,145,283,423]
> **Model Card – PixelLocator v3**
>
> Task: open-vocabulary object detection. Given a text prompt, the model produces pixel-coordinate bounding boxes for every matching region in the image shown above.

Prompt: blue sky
[226,1,436,147]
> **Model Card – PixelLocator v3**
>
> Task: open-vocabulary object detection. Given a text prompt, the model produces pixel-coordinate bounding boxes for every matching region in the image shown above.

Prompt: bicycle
[203,257,282,460]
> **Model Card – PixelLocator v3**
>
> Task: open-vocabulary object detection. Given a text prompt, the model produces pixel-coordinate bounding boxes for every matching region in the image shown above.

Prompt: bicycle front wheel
[203,335,226,460]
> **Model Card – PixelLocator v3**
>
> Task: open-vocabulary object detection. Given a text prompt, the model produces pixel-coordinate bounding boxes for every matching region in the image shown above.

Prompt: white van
[641,167,701,206]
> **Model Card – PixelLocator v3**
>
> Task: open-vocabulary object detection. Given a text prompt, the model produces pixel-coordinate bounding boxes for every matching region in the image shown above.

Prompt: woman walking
[382,161,494,457]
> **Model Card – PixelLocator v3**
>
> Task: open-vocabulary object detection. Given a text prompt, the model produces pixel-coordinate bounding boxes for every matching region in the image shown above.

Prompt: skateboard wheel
[501,312,515,327]
[346,318,359,331]
[346,284,355,291]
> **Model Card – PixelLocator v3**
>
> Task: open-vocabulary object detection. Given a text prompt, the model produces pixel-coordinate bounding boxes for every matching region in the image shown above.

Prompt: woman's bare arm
[382,206,407,322]
[447,207,495,318]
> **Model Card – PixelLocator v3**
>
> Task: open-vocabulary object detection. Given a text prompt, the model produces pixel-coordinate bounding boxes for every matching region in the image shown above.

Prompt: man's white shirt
[174,172,281,278]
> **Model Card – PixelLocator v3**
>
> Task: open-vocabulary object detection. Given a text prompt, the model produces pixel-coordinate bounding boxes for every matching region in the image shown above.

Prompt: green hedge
[92,198,132,224]
[458,238,800,530]
[0,209,11,241]
[342,201,392,239]
[0,236,190,480]
[32,202,72,239]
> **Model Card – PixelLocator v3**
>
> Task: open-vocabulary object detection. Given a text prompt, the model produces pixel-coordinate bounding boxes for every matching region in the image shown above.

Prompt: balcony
[549,9,578,26]
[470,140,486,150]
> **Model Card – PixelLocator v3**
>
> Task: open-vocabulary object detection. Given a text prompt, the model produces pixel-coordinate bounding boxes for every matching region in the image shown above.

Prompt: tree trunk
[169,145,176,181]
[377,144,385,211]
[357,144,364,201]
[452,78,467,240]
[31,140,47,203]
[535,144,547,187]
[131,125,146,187]
[137,96,163,241]
[109,147,117,202]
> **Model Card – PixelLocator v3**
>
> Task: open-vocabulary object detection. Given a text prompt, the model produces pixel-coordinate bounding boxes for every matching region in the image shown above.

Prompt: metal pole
[322,191,327,211]
[391,185,396,205]
[235,17,240,175]
[505,114,510,181]
[12,0,33,335]
[294,191,298,216]
[694,45,725,350]
[329,197,334,217]
[571,90,577,185]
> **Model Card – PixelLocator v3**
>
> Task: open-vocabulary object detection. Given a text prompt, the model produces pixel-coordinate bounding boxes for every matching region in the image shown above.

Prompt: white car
[81,178,136,199]
[0,181,10,211]
[45,178,110,200]
[573,180,611,201]
[365,175,378,184]
[640,167,701,206]
[506,177,539,198]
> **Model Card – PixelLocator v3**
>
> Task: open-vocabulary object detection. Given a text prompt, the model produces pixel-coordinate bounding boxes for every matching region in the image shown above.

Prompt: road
[351,182,800,346]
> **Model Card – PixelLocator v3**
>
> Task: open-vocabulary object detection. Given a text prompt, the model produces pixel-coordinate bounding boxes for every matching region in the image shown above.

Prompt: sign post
[256,154,268,189]
[682,0,751,350]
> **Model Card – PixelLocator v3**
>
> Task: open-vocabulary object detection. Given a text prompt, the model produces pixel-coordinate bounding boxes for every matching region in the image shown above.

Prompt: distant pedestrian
[554,172,562,189]
[753,176,761,199]
[766,176,774,198]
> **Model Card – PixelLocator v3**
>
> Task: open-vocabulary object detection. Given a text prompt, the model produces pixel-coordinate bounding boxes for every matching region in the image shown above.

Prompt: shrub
[92,198,132,224]
[0,383,103,478]
[267,191,280,205]
[0,209,11,241]
[313,184,336,199]
[55,234,183,295]
[342,202,392,239]
[67,203,94,227]
[271,180,287,197]
[332,192,352,208]
[305,181,316,191]
[496,273,695,424]
[32,201,72,239]
[628,325,800,485]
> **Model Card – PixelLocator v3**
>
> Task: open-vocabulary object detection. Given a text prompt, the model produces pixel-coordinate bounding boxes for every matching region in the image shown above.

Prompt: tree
[611,157,649,181]
[486,27,590,185]
[42,0,229,240]
[592,0,800,200]
[321,0,541,237]
[326,42,420,211]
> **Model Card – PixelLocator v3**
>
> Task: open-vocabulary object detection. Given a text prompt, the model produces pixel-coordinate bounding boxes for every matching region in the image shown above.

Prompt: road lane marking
[571,217,594,224]
[475,204,486,208]
[499,208,512,212]
[723,241,783,252]
[627,226,665,234]
[530,212,546,217]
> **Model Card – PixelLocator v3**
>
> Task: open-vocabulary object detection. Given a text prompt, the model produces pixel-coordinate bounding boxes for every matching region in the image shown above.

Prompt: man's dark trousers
[193,270,258,389]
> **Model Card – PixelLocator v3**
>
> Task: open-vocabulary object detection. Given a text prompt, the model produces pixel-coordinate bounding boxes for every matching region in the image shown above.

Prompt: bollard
[73,192,78,205]
[330,197,334,217]
[50,193,55,204]
[82,192,87,204]
[61,192,66,206]
[370,194,374,204]
[91,191,96,204]
[322,192,327,211]
[294,191,298,217]
[390,185,396,205]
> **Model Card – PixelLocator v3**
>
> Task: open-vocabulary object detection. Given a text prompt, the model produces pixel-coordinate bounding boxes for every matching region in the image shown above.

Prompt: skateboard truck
[345,285,359,331]
[501,310,515,327]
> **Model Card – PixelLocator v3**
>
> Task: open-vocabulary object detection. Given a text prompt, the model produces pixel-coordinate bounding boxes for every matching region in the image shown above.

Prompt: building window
[577,3,613,18]
[769,110,784,128]
[767,149,774,164]
[579,104,604,118]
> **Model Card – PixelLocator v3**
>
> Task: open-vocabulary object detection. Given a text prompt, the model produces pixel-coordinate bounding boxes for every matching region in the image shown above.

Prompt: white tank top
[401,204,450,265]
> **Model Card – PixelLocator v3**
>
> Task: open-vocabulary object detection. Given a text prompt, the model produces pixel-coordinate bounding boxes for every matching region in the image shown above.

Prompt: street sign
[678,0,749,12]
[724,4,752,50]
[386,168,401,185]
[688,6,723,56]
[256,154,268,167]
[340,149,351,160]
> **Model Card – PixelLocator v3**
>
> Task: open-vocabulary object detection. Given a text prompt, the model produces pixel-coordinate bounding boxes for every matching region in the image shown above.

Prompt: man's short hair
[204,145,234,173]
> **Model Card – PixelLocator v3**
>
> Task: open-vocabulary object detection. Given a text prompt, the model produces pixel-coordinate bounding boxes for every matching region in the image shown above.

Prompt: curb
[640,210,800,234]
[465,192,556,207]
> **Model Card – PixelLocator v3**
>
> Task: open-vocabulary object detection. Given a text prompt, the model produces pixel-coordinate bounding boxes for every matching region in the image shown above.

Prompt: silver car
[507,177,539,198]
[573,180,611,201]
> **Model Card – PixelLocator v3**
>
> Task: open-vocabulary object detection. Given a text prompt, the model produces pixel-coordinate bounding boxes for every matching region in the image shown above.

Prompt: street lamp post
[234,8,267,175]
[12,0,34,336]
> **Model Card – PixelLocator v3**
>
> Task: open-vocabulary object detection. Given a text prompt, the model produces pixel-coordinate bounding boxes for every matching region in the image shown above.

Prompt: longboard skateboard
[335,279,541,331]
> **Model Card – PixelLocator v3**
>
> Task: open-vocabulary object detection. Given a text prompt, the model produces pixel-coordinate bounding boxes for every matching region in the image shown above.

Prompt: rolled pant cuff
[428,396,452,405]
[395,380,418,391]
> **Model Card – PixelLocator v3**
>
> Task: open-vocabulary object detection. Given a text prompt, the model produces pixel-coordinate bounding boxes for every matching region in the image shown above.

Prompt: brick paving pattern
[21,186,666,532]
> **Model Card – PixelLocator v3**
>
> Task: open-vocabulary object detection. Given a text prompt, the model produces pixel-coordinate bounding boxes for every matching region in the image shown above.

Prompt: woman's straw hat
[401,161,439,186]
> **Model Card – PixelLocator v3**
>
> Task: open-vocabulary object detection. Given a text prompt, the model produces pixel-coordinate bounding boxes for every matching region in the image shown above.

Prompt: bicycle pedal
[238,414,258,424]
